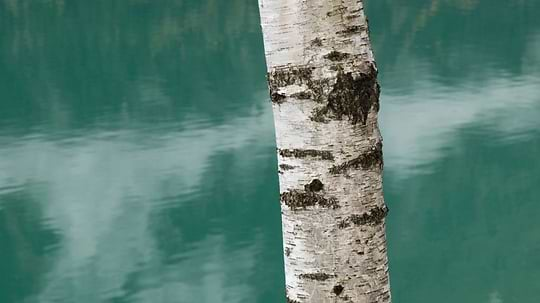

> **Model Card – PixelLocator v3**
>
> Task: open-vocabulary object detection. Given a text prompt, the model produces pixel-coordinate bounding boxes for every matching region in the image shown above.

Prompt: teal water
[0,1,539,302]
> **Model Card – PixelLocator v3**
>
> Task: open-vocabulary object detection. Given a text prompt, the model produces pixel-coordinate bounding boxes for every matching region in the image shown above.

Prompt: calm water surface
[0,0,539,302]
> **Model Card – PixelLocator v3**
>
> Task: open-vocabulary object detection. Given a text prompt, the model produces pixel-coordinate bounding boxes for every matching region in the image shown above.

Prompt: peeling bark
[258,0,391,301]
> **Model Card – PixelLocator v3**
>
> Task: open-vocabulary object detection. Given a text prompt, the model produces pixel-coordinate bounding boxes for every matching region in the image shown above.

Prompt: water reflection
[381,73,540,176]
[0,101,280,302]
[367,0,540,302]
[0,0,282,302]
[0,187,60,303]
[1,0,540,302]
[367,0,540,176]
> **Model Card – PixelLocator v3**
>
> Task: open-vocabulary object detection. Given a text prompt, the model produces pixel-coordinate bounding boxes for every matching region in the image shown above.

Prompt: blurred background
[0,0,539,302]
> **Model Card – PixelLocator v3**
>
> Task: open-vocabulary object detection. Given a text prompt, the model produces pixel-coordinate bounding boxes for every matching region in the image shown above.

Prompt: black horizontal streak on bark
[324,51,350,61]
[268,66,313,87]
[329,142,383,174]
[279,148,334,161]
[281,190,339,210]
[337,25,364,35]
[299,272,334,281]
[290,91,311,99]
[279,164,296,171]
[338,206,389,228]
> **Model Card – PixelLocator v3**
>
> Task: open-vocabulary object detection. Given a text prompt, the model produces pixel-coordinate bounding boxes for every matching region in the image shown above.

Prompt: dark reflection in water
[0,0,539,302]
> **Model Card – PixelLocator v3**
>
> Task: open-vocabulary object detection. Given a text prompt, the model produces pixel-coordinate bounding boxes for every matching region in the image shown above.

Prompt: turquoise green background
[0,0,539,302]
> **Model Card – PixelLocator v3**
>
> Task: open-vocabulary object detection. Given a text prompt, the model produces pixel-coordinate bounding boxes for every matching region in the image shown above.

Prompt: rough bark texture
[258,0,391,302]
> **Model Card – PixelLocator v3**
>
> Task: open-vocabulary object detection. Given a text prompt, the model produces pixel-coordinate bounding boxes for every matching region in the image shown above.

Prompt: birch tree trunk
[258,1,391,302]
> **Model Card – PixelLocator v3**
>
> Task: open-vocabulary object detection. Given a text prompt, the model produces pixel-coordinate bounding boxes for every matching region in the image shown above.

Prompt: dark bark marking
[286,297,300,303]
[333,284,345,296]
[338,206,389,228]
[299,272,334,281]
[311,38,323,47]
[310,66,379,124]
[279,148,334,161]
[311,108,330,123]
[337,25,364,35]
[291,91,312,99]
[279,164,296,171]
[268,66,314,88]
[329,142,383,174]
[304,179,324,192]
[285,247,292,257]
[338,220,350,229]
[326,6,347,17]
[324,51,351,61]
[281,190,339,210]
[267,65,334,104]
[325,66,379,125]
[270,91,286,104]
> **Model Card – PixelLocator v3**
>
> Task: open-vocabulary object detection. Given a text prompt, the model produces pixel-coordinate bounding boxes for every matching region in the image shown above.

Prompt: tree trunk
[257,0,391,302]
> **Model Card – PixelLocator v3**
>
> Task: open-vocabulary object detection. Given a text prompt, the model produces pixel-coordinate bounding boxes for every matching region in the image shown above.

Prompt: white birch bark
[258,0,391,302]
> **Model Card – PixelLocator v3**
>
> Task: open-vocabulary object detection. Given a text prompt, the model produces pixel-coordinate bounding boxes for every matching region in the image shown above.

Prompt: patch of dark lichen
[338,206,389,228]
[349,206,388,225]
[269,66,314,88]
[279,149,334,160]
[329,142,383,174]
[270,91,286,104]
[310,107,330,123]
[311,38,323,47]
[327,67,379,124]
[308,80,328,103]
[337,25,363,35]
[280,190,339,210]
[279,164,296,171]
[324,51,350,61]
[333,284,344,296]
[309,66,379,124]
[291,91,312,99]
[304,179,324,192]
[299,272,334,281]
